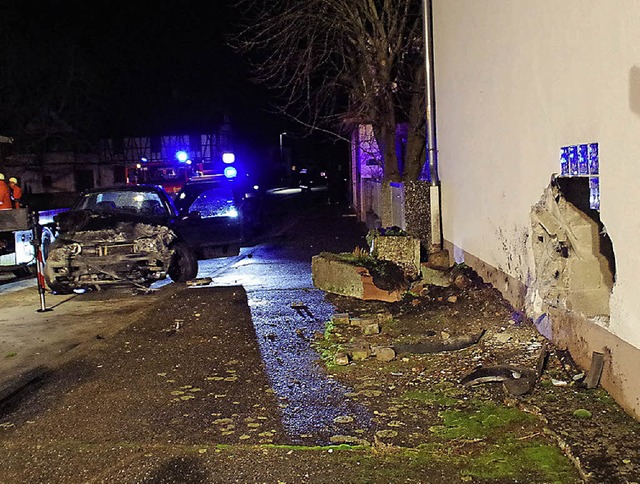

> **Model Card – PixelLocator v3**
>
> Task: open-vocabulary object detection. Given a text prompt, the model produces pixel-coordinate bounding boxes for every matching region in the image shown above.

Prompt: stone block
[331,313,350,325]
[372,346,396,362]
[370,235,421,280]
[362,322,381,335]
[348,342,372,361]
[425,249,451,270]
[334,352,350,366]
[311,254,404,302]
[420,266,450,287]
[369,312,393,324]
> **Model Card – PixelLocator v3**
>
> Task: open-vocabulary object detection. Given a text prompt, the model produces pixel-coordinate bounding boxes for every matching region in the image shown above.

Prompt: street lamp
[279,132,287,165]
[279,132,288,185]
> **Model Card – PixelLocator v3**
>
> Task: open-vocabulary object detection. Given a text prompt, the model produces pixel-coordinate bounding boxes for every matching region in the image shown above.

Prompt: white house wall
[433,1,640,416]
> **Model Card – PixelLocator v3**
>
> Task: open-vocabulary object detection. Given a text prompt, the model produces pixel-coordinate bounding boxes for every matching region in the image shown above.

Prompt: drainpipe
[422,0,443,252]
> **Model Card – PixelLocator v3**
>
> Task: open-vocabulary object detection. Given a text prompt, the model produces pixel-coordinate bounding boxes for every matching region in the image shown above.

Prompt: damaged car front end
[44,186,197,293]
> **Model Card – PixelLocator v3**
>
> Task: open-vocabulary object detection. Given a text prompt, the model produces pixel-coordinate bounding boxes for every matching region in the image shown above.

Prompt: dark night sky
[6,0,284,145]
[2,0,348,174]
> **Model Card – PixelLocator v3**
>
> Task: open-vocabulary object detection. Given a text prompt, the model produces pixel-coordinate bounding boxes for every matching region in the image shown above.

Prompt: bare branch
[230,0,426,182]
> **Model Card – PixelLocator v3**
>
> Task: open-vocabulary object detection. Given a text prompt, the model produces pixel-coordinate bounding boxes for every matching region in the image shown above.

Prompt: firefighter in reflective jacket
[8,177,22,208]
[0,174,12,210]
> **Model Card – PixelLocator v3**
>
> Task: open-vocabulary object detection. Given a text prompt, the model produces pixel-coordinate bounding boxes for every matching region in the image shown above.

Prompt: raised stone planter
[311,253,405,302]
[370,234,421,280]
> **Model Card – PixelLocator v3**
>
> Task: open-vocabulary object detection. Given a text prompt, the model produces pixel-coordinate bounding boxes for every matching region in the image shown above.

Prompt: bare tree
[232,0,426,183]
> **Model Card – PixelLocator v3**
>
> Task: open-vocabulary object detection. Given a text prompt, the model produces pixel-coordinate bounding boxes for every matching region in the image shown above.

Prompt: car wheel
[168,243,198,282]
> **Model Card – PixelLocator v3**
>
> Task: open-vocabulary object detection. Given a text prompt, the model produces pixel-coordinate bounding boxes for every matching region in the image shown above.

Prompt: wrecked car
[44,184,244,293]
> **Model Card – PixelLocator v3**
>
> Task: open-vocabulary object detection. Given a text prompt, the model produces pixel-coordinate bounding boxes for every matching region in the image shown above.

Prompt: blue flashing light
[222,152,235,164]
[176,151,189,163]
[224,166,238,179]
[141,157,148,163]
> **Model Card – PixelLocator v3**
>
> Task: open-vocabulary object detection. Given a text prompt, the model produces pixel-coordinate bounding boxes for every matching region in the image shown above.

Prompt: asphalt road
[0,188,389,482]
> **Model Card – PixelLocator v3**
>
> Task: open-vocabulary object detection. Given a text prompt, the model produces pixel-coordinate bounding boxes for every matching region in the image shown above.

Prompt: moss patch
[462,440,579,482]
[402,390,459,407]
[431,401,533,440]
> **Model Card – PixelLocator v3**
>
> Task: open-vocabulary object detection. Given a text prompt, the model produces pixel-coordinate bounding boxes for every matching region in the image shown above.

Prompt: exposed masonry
[528,178,615,327]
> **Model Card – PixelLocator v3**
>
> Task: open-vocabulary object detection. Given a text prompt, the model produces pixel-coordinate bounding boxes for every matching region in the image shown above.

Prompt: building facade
[433,0,640,417]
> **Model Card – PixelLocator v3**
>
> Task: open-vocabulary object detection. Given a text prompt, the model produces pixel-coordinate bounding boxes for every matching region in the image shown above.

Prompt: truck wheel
[12,266,31,278]
[168,243,198,282]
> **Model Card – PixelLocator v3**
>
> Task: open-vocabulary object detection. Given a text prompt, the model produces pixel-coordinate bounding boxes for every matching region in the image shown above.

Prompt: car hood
[57,209,169,233]
[55,209,174,244]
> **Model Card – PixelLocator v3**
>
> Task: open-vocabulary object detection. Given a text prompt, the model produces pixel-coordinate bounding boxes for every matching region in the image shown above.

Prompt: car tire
[168,242,198,282]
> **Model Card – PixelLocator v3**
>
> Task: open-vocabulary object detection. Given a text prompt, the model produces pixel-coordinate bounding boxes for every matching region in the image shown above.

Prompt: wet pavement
[205,198,374,443]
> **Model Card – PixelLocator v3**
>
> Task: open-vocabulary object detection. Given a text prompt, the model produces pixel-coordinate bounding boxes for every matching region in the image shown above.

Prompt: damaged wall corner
[528,179,615,323]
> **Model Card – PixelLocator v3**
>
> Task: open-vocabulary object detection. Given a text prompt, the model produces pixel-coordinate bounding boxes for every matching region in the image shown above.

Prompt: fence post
[31,211,52,313]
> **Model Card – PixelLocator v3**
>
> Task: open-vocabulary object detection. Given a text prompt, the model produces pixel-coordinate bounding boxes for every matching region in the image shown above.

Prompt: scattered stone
[350,317,363,327]
[350,343,372,361]
[552,379,568,387]
[495,332,512,344]
[425,249,450,270]
[441,331,450,340]
[371,312,393,324]
[420,267,450,287]
[334,352,350,366]
[362,322,381,335]
[453,274,471,290]
[331,313,350,325]
[447,295,458,304]
[372,346,396,362]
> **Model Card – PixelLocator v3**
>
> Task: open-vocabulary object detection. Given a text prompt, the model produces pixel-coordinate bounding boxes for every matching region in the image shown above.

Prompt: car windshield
[75,190,166,217]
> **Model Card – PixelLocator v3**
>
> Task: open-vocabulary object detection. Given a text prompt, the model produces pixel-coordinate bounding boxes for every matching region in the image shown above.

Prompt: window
[559,143,599,210]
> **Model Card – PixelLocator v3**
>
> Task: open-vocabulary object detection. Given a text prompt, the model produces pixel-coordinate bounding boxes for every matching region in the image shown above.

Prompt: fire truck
[126,149,249,197]
[127,162,194,196]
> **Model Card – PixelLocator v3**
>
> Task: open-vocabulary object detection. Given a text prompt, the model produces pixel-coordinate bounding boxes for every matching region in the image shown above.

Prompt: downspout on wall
[423,0,443,254]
